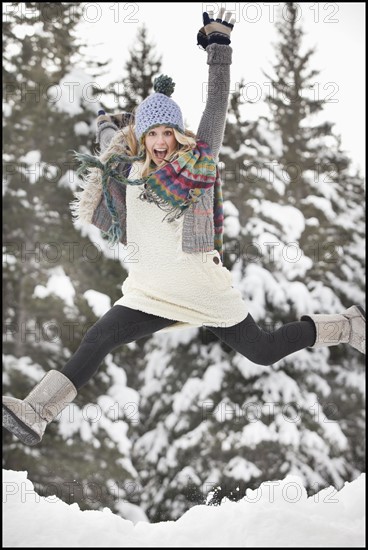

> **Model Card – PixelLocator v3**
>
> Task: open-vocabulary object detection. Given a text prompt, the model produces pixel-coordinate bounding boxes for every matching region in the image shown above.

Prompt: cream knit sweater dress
[114,162,248,333]
[112,44,248,333]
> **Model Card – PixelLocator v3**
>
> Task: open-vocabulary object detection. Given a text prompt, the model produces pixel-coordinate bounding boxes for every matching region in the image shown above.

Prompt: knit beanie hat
[135,75,185,142]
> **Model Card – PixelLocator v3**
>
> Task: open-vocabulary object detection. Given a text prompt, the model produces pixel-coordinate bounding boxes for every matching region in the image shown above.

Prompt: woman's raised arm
[196,10,235,162]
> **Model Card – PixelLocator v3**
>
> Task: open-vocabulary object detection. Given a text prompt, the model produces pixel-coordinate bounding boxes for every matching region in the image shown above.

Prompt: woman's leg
[61,305,177,389]
[206,313,316,366]
[3,305,177,445]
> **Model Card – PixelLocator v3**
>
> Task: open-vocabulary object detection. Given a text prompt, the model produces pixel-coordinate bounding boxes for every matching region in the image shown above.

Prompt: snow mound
[3,469,365,547]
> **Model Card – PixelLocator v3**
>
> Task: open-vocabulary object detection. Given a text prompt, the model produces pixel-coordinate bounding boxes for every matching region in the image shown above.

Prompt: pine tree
[3,2,140,514]
[131,2,365,521]
[3,3,364,524]
[102,24,162,113]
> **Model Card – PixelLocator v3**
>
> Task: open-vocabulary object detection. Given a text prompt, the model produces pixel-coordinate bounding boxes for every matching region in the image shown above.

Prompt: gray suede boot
[2,370,77,446]
[301,305,365,354]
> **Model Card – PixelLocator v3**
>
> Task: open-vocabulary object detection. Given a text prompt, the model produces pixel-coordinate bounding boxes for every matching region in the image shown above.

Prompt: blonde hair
[98,123,197,177]
[73,121,198,239]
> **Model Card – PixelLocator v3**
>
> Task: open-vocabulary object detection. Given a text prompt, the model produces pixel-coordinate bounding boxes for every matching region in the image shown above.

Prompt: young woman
[3,11,365,446]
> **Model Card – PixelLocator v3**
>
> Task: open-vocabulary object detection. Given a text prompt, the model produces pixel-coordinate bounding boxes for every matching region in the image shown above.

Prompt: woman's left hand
[197,7,236,49]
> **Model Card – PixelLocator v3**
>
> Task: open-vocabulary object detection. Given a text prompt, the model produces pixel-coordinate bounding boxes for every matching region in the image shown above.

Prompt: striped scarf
[138,141,224,258]
[75,140,224,258]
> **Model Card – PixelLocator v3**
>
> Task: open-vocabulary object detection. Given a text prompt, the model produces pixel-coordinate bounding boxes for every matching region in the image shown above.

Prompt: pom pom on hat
[135,74,184,141]
[153,75,175,97]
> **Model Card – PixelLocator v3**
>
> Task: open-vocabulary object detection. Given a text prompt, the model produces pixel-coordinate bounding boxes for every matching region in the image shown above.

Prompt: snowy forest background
[3,2,365,524]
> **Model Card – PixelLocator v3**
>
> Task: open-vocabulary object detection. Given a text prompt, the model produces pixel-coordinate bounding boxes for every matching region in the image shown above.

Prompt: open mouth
[153,148,168,161]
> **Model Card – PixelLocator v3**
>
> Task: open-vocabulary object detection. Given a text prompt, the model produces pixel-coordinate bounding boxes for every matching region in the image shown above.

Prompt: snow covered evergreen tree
[131,2,365,521]
[2,2,141,515]
[3,2,364,524]
[103,24,162,113]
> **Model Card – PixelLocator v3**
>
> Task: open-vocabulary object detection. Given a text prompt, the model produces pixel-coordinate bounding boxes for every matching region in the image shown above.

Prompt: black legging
[62,305,316,390]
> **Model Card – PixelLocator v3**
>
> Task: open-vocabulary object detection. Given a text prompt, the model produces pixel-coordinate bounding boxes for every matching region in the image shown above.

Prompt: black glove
[97,110,133,128]
[197,8,235,49]
[197,23,208,50]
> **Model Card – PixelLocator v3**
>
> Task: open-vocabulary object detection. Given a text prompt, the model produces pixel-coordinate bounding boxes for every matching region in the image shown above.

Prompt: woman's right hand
[97,110,111,126]
[97,111,133,128]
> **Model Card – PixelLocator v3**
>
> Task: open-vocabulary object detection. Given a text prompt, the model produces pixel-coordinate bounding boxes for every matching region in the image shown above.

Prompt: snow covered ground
[3,469,365,547]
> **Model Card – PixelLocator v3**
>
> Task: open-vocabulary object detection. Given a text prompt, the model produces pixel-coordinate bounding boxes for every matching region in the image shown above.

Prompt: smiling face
[144,126,178,166]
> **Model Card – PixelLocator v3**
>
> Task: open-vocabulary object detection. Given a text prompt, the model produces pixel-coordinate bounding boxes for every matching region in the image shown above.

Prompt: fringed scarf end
[138,184,189,223]
[103,220,123,245]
